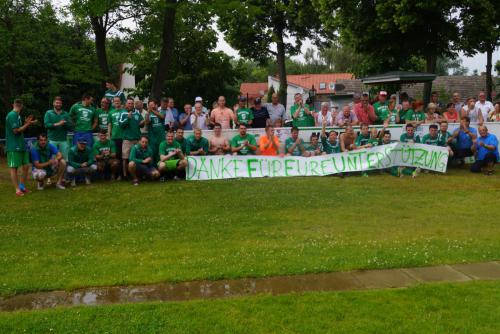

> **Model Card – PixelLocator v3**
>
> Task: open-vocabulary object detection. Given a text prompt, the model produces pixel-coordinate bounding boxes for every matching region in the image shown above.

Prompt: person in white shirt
[265,93,287,127]
[190,102,209,130]
[475,91,494,122]
[461,97,483,124]
[315,102,334,126]
[192,96,209,115]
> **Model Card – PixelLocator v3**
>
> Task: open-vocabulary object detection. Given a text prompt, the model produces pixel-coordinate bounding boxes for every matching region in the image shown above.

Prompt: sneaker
[37,182,44,191]
[173,176,180,180]
[46,178,52,185]
[362,172,368,177]
[133,179,139,186]
[15,190,24,197]
[398,167,404,178]
[116,175,122,181]
[56,183,66,190]
[412,168,421,178]
[85,176,91,185]
[71,179,76,187]
[159,177,166,183]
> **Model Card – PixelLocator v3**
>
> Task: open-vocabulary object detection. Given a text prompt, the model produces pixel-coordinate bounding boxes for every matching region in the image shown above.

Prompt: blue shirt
[454,127,477,150]
[476,133,499,161]
[30,143,58,169]
[178,112,193,130]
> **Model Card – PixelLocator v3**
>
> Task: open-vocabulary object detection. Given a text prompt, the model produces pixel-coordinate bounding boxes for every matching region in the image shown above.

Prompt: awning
[361,71,436,85]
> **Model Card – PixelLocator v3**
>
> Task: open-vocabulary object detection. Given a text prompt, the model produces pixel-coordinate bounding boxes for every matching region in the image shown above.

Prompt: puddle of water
[0,271,366,312]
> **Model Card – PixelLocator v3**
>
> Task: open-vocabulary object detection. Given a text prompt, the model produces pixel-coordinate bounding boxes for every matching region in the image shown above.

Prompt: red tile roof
[239,82,268,99]
[284,73,354,94]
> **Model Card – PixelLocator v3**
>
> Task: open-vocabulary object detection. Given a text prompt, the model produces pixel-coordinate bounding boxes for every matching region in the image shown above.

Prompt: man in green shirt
[128,136,160,186]
[398,100,412,124]
[285,126,307,156]
[399,124,421,178]
[175,128,187,154]
[69,93,97,147]
[5,99,36,196]
[186,128,209,155]
[44,96,72,160]
[158,131,187,179]
[421,124,440,146]
[119,98,145,178]
[93,130,119,180]
[320,118,340,154]
[108,96,125,178]
[231,124,257,155]
[373,91,389,124]
[291,93,314,127]
[405,102,425,127]
[145,99,165,162]
[306,134,323,156]
[96,97,111,132]
[67,138,97,187]
[437,121,455,159]
[235,96,253,126]
[355,123,371,148]
[104,79,126,106]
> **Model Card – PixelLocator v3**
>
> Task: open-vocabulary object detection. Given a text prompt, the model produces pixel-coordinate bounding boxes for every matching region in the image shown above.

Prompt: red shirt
[354,102,376,125]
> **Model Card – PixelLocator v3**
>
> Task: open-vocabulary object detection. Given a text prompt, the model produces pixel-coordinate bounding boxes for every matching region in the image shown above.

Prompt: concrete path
[1,261,499,312]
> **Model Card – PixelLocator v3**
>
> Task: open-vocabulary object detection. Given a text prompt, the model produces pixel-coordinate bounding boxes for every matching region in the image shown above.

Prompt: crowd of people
[4,79,499,196]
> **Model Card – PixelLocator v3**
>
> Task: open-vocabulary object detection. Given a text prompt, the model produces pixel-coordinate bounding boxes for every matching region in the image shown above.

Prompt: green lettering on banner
[376,152,386,168]
[401,146,412,163]
[332,156,346,172]
[209,158,220,179]
[366,153,376,169]
[247,158,259,178]
[233,159,242,176]
[186,156,197,180]
[386,146,396,165]
[320,159,329,175]
[222,157,233,178]
[309,160,320,176]
[197,157,209,179]
[412,148,427,167]
[284,159,294,176]
[437,152,448,172]
[347,154,358,170]
[272,159,282,177]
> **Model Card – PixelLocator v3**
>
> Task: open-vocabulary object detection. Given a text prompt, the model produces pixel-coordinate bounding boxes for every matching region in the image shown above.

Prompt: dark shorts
[453,148,473,159]
[470,153,497,173]
[136,164,156,176]
[73,131,94,147]
[113,139,123,161]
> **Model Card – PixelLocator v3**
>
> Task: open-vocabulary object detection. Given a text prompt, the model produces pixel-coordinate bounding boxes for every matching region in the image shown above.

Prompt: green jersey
[285,137,303,156]
[405,110,425,122]
[104,89,126,106]
[400,133,421,143]
[95,109,110,131]
[176,137,187,154]
[291,104,315,127]
[5,111,25,152]
[92,139,116,158]
[437,131,452,147]
[119,110,143,141]
[399,108,412,123]
[186,135,209,155]
[236,107,253,125]
[230,134,257,155]
[108,109,124,140]
[321,136,340,154]
[69,102,96,132]
[44,109,72,142]
[368,138,380,146]
[373,101,389,123]
[306,142,322,154]
[158,140,182,160]
[421,134,439,146]
[68,145,94,168]
[355,133,371,147]
[148,110,166,144]
[129,144,154,166]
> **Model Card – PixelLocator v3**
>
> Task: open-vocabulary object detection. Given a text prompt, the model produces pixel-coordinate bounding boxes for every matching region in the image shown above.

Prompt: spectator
[386,100,399,124]
[265,93,287,127]
[488,102,500,122]
[67,138,97,186]
[104,79,126,105]
[135,100,148,134]
[380,129,392,145]
[373,91,389,124]
[175,128,187,154]
[186,128,209,156]
[145,99,165,162]
[422,124,440,145]
[340,125,357,152]
[165,97,179,128]
[192,96,209,115]
[119,98,145,178]
[210,96,235,129]
[335,105,359,127]
[390,93,402,111]
[69,93,97,146]
[285,126,307,156]
[398,100,412,124]
[475,91,494,122]
[231,124,257,155]
[461,97,483,124]
[471,125,498,175]
[430,91,444,112]
[424,103,442,124]
[128,136,160,185]
[355,123,371,148]
[405,100,425,126]
[259,125,281,156]
[108,96,124,179]
[443,102,460,122]
[96,98,111,132]
[44,96,72,160]
[178,104,193,131]
[190,102,210,130]
[451,92,463,114]
[93,130,120,180]
[320,118,340,154]
[158,131,187,179]
[306,134,322,156]
[400,123,421,143]
[291,93,314,127]
[315,102,334,126]
[209,123,230,155]
[159,98,175,130]
[451,116,477,163]
[251,98,270,128]
[437,121,455,158]
[235,96,253,127]
[354,93,376,125]
[6,99,36,195]
[30,133,66,190]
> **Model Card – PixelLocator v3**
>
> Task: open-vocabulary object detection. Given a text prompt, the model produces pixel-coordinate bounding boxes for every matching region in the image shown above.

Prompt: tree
[217,0,329,108]
[460,0,500,101]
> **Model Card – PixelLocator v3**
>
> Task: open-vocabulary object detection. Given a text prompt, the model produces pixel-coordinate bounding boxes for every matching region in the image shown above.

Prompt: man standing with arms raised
[69,93,97,147]
[44,96,72,160]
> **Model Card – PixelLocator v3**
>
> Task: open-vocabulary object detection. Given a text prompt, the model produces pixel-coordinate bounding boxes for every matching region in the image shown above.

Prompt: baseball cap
[194,96,203,102]
[254,97,262,104]
[379,91,388,96]
[239,96,247,102]
[77,138,88,144]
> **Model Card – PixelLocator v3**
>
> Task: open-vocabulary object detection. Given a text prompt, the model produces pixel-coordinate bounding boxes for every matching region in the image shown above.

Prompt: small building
[239,82,269,105]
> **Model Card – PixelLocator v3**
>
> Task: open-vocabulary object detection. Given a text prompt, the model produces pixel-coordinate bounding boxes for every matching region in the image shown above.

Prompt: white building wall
[268,76,310,112]
[120,63,136,92]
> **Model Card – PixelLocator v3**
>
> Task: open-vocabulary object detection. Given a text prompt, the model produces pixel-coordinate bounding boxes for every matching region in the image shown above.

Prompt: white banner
[186,143,449,181]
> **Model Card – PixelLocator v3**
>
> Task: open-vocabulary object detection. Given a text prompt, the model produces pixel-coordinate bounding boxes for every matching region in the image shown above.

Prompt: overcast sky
[54,0,498,74]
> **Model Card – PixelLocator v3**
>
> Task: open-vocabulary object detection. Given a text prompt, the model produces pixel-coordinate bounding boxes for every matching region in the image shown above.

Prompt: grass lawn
[1,281,499,333]
[0,162,499,297]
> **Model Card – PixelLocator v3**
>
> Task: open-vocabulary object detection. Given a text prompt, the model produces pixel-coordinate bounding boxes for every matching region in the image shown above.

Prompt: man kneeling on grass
[30,133,66,190]
[93,129,120,180]
[158,131,187,180]
[471,125,499,175]
[67,138,97,186]
[128,136,160,186]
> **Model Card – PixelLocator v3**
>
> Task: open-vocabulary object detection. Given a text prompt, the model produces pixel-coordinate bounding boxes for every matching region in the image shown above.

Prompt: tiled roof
[275,73,354,94]
[239,82,268,98]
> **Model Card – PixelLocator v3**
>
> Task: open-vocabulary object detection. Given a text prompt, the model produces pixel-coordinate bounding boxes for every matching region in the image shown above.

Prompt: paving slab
[352,268,418,289]
[451,262,500,280]
[403,265,472,283]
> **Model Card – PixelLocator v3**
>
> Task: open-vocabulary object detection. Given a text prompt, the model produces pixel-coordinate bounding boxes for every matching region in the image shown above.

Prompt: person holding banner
[355,123,371,148]
[306,134,323,156]
[285,127,308,156]
[186,128,209,156]
[259,125,281,156]
[231,124,257,155]
[158,131,187,179]
[437,121,455,158]
[320,118,340,154]
[421,124,440,145]
[399,124,421,177]
[209,123,230,155]
[470,126,498,175]
[340,125,357,152]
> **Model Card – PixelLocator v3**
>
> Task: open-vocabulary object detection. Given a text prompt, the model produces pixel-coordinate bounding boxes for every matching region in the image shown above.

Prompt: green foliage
[267,85,275,102]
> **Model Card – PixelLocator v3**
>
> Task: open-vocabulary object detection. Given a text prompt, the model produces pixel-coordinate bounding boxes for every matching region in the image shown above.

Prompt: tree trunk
[275,27,287,108]
[2,17,15,111]
[151,0,177,101]
[485,46,493,101]
[90,17,110,78]
[423,54,437,105]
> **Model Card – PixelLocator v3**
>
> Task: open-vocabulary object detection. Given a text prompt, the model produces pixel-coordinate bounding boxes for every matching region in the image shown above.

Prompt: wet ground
[1,261,499,312]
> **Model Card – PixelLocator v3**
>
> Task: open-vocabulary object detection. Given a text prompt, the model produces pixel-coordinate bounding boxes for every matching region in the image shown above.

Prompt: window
[329,82,335,90]
[319,82,326,90]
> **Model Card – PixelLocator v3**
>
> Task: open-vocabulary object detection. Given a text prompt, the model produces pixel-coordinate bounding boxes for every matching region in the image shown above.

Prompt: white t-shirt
[190,113,209,130]
[475,101,494,122]
[316,111,333,126]
[463,105,482,123]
